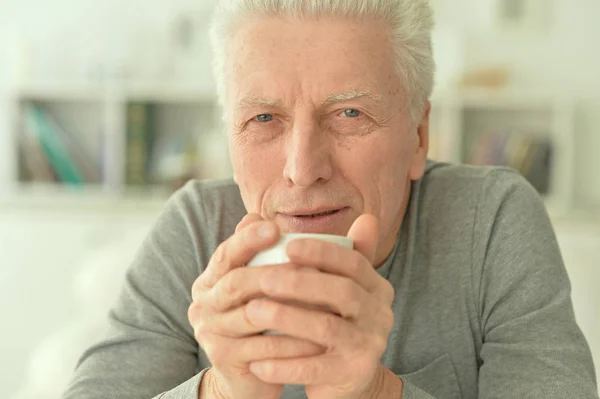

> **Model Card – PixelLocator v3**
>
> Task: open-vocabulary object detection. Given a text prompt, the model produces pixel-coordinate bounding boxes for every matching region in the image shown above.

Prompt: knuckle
[188,301,207,326]
[187,302,199,326]
[317,313,339,342]
[214,242,228,264]
[220,271,238,297]
[339,279,361,316]
[191,274,206,296]
[192,316,211,341]
[384,281,395,304]
[381,306,395,332]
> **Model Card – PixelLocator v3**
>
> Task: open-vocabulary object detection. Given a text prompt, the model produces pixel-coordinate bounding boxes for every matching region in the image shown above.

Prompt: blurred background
[0,0,599,398]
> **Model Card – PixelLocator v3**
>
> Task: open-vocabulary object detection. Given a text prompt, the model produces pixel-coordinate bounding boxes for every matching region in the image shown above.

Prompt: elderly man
[63,1,598,398]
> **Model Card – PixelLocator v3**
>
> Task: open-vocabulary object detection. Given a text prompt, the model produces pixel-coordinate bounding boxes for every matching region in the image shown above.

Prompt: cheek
[230,140,282,211]
[345,134,411,220]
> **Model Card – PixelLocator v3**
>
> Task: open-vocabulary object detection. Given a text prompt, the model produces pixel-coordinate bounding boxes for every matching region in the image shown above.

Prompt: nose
[283,118,333,187]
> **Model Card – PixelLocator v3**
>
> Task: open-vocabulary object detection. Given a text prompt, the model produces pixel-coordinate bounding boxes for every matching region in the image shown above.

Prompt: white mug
[247,233,353,334]
[247,233,353,267]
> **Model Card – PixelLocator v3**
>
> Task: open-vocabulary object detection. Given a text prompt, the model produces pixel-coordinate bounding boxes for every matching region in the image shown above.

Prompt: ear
[408,101,431,181]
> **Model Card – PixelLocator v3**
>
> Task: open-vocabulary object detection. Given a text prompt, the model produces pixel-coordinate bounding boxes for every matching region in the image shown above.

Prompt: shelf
[124,84,217,104]
[0,183,170,213]
[3,83,586,218]
[11,83,218,104]
[432,88,571,109]
[12,83,107,102]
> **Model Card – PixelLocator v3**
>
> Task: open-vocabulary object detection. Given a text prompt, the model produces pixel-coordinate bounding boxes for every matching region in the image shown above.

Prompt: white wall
[2,0,599,206]
[0,0,215,86]
[430,0,600,207]
[0,204,160,399]
[461,0,600,207]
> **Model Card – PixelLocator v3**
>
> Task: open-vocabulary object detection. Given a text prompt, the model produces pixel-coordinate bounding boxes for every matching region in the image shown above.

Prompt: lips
[277,207,350,233]
[295,209,340,218]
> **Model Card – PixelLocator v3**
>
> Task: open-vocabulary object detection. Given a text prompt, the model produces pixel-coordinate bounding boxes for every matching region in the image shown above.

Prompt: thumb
[347,214,379,264]
[235,213,264,233]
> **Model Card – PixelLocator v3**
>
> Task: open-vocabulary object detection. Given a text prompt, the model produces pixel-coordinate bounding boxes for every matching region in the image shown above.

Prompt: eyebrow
[236,89,382,110]
[324,90,383,105]
[237,97,283,109]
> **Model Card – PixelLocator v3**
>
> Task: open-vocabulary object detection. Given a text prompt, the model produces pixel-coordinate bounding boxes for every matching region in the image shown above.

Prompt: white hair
[209,0,436,125]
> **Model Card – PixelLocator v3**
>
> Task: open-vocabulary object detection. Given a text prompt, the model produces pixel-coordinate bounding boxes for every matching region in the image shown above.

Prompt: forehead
[226,16,399,105]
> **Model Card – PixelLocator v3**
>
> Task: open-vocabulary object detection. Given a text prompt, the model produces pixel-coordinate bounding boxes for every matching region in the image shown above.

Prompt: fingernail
[249,362,262,374]
[246,299,268,323]
[258,223,276,238]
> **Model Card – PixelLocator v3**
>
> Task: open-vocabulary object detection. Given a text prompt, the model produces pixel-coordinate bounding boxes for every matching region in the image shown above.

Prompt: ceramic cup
[247,233,353,334]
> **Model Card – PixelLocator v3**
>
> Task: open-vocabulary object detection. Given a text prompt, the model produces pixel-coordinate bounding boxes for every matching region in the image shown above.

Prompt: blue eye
[255,114,274,122]
[343,109,361,118]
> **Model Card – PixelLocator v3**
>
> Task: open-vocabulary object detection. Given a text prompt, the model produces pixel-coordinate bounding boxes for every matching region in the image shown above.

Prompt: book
[467,131,553,195]
[43,110,102,184]
[24,105,85,185]
[19,108,56,182]
[125,102,156,186]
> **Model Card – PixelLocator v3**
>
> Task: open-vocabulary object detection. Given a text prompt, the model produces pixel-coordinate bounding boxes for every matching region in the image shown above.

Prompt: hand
[245,214,396,399]
[188,214,325,399]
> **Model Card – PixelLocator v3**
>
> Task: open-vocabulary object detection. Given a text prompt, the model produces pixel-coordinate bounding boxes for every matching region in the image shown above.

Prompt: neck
[373,180,412,268]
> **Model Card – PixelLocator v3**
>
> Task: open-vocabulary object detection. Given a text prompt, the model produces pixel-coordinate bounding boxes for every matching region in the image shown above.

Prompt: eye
[342,109,361,118]
[255,114,274,122]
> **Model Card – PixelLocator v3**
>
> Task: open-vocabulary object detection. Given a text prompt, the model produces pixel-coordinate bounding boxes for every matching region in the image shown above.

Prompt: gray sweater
[62,161,598,398]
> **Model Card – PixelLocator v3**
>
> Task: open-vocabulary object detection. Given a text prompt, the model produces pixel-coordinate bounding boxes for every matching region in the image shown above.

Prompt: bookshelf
[2,83,232,204]
[429,88,576,218]
[1,84,577,217]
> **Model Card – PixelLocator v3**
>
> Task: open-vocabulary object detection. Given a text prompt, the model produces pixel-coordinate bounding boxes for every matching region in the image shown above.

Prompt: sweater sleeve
[473,170,598,398]
[62,184,212,399]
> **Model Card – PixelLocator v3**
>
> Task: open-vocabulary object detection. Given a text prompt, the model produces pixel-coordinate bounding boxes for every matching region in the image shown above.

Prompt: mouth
[295,209,341,218]
[277,207,350,233]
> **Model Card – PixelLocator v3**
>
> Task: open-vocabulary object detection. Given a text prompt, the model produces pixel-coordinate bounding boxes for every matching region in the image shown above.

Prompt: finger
[286,238,381,294]
[203,334,325,367]
[250,355,382,389]
[250,354,364,387]
[245,298,360,349]
[191,303,266,339]
[238,334,325,362]
[259,268,369,319]
[207,264,297,312]
[235,213,264,233]
[347,214,379,264]
[259,268,394,334]
[192,220,280,293]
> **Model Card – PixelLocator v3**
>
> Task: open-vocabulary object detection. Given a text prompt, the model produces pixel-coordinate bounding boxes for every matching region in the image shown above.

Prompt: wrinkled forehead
[225,16,402,109]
